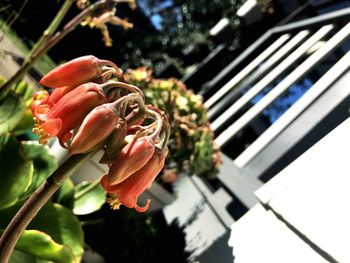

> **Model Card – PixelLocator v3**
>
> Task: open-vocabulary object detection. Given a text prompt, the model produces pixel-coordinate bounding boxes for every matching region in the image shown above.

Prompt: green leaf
[28,202,84,262]
[1,229,75,263]
[73,181,105,215]
[0,76,6,85]
[13,108,35,135]
[0,134,33,209]
[14,80,33,101]
[0,91,25,134]
[0,202,83,262]
[10,249,50,263]
[12,80,35,134]
[53,178,75,210]
[0,77,7,101]
[19,142,58,201]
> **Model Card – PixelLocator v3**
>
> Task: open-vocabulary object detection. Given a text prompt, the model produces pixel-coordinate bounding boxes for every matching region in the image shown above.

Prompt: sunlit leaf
[53,178,75,210]
[29,203,84,262]
[10,249,49,263]
[0,91,25,134]
[0,202,84,262]
[73,181,105,215]
[19,142,58,201]
[14,80,33,101]
[14,108,35,135]
[1,229,75,263]
[0,77,7,101]
[0,134,33,209]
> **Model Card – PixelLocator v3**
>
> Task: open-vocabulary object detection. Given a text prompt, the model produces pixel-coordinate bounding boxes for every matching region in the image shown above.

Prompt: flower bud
[39,55,103,88]
[69,104,119,155]
[33,90,49,101]
[105,136,155,185]
[99,121,127,164]
[48,85,77,104]
[101,146,168,212]
[31,90,50,117]
[33,82,106,145]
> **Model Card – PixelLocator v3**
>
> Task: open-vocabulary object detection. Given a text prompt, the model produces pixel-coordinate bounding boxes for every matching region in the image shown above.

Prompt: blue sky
[137,0,175,30]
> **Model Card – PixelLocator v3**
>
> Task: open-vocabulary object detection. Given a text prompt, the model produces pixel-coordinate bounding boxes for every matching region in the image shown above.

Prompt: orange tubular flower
[32,86,78,115]
[33,82,106,145]
[101,147,168,212]
[69,104,119,155]
[47,85,78,105]
[39,55,102,88]
[104,136,155,185]
[31,90,50,115]
[39,55,123,88]
[31,55,172,214]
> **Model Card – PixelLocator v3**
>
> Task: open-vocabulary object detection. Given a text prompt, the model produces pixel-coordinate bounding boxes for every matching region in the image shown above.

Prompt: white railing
[210,26,333,131]
[235,49,350,167]
[214,21,350,148]
[204,34,291,108]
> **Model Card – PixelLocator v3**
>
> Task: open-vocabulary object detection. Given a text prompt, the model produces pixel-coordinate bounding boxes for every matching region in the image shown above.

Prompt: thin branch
[0,0,30,43]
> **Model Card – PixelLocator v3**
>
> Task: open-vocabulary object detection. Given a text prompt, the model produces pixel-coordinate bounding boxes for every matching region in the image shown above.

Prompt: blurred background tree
[0,0,247,78]
[119,0,245,76]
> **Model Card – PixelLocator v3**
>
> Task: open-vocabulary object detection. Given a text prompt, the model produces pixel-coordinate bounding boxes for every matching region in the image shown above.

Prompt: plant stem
[0,0,30,43]
[0,0,74,95]
[0,0,130,96]
[74,178,100,199]
[146,108,163,141]
[31,0,112,59]
[0,152,93,263]
[28,0,74,61]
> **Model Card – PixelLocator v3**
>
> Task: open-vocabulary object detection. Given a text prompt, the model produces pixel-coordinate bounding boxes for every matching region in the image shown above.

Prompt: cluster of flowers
[31,55,170,212]
[124,67,221,184]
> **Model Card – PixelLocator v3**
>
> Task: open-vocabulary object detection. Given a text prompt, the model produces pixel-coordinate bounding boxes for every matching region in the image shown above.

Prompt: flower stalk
[1,50,170,261]
[0,152,93,263]
[0,0,74,96]
[0,0,132,96]
[0,7,169,256]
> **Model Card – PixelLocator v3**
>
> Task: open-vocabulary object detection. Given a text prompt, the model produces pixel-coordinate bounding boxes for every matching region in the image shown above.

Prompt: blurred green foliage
[0,77,106,262]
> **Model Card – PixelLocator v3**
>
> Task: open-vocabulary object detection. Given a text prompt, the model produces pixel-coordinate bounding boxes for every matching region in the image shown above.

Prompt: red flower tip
[106,136,155,185]
[39,55,103,88]
[101,146,168,212]
[32,82,107,145]
[47,85,77,104]
[69,104,119,155]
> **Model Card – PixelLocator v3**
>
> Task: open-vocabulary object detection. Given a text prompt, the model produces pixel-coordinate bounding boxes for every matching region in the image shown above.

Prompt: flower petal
[39,55,102,88]
[134,199,150,213]
[41,118,62,136]
[34,104,51,121]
